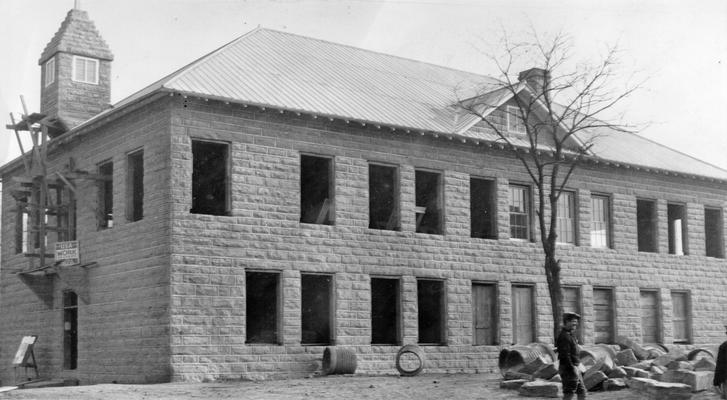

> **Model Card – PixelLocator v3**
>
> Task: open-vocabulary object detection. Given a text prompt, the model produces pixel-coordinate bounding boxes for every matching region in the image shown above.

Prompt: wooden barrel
[322,347,357,375]
[396,344,425,376]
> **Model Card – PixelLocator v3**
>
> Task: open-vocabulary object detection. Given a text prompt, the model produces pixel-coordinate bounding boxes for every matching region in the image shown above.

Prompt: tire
[396,344,425,377]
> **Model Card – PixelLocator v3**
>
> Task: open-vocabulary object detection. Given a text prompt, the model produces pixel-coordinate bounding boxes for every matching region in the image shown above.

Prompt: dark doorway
[63,291,78,370]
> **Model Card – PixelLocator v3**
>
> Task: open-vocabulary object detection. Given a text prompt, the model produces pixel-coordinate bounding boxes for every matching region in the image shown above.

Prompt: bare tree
[459,30,641,341]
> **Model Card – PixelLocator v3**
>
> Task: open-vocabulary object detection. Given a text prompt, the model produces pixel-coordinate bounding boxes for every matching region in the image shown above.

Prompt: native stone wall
[0,98,173,384]
[166,96,727,381]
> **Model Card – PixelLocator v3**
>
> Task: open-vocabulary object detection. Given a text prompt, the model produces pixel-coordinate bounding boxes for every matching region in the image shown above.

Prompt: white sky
[1,0,726,171]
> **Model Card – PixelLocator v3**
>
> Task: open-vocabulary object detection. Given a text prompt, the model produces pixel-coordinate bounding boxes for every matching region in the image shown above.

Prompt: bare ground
[0,374,722,400]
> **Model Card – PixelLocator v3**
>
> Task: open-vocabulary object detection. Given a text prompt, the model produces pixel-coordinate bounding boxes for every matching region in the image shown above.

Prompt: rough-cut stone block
[504,370,532,380]
[667,360,694,371]
[624,366,650,378]
[548,374,562,383]
[632,360,653,370]
[650,365,665,380]
[692,358,715,372]
[645,381,693,400]
[615,349,638,366]
[583,370,607,390]
[518,380,562,398]
[604,378,627,391]
[615,336,650,360]
[608,366,628,379]
[654,352,688,367]
[627,377,658,391]
[532,363,558,380]
[500,379,528,390]
[661,370,714,392]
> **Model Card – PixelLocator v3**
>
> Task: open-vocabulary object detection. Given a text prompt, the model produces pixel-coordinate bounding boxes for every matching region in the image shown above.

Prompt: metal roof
[11,27,727,181]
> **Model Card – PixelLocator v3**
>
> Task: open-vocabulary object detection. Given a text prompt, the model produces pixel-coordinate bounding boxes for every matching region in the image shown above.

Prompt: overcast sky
[1,0,726,171]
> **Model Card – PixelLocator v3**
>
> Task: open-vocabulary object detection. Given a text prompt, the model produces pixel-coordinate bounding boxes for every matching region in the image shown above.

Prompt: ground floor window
[417,279,445,344]
[63,291,78,370]
[563,286,584,343]
[511,285,534,344]
[671,291,691,344]
[472,283,497,345]
[301,274,333,345]
[371,277,400,345]
[246,271,280,344]
[640,289,661,343]
[593,287,615,344]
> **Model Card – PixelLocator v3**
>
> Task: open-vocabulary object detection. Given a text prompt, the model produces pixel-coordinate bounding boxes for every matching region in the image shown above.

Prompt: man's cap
[563,312,581,323]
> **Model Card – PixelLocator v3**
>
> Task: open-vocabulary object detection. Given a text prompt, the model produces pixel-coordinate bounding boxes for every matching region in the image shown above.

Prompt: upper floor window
[705,207,725,258]
[637,199,657,252]
[369,163,399,230]
[72,56,99,84]
[506,105,526,134]
[470,177,497,239]
[591,195,611,248]
[300,154,333,225]
[415,170,443,234]
[509,184,530,240]
[15,200,29,254]
[667,203,687,255]
[126,150,144,222]
[556,191,576,244]
[191,140,229,216]
[98,160,113,229]
[44,57,55,87]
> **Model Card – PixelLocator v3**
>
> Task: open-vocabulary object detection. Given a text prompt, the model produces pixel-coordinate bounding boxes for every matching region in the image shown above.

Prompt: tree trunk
[544,254,563,341]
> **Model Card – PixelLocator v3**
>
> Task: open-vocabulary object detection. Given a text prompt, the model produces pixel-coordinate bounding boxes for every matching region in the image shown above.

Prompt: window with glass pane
[556,191,576,244]
[73,56,99,84]
[509,185,530,240]
[45,57,55,87]
[591,195,610,248]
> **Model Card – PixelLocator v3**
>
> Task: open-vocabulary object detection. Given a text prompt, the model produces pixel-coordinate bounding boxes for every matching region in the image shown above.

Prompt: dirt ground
[0,374,722,400]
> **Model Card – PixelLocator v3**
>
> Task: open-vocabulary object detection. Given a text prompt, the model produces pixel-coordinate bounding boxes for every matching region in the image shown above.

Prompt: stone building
[1,7,726,384]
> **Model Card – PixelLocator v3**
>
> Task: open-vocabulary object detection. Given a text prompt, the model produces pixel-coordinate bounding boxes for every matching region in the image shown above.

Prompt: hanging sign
[55,240,80,266]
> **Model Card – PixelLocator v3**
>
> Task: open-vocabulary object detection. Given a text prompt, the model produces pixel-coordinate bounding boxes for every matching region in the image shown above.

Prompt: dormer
[38,6,113,137]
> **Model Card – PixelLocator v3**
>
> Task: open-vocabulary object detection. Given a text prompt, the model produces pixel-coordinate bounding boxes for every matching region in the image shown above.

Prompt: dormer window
[506,105,526,134]
[44,57,56,87]
[72,56,99,84]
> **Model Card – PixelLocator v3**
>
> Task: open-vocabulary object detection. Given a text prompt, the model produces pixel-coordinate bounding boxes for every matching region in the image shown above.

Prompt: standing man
[557,312,586,400]
[715,324,727,399]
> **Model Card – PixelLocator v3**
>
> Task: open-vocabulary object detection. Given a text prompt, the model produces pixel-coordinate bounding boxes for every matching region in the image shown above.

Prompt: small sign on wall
[54,240,80,266]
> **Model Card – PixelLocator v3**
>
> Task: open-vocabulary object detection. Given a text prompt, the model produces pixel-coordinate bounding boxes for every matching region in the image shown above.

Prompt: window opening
[563,286,584,343]
[593,287,615,344]
[369,164,399,230]
[705,207,724,258]
[300,155,333,224]
[45,57,55,87]
[470,178,496,239]
[640,290,660,343]
[63,291,78,370]
[417,279,445,344]
[415,170,442,234]
[667,203,687,255]
[637,199,657,252]
[15,201,29,254]
[509,185,530,240]
[371,277,400,345]
[301,274,333,345]
[591,195,611,248]
[556,191,576,244]
[191,140,229,215]
[246,271,280,344]
[511,285,535,344]
[671,291,691,344]
[98,161,113,229]
[72,56,99,84]
[506,105,526,134]
[472,283,497,345]
[126,150,144,222]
